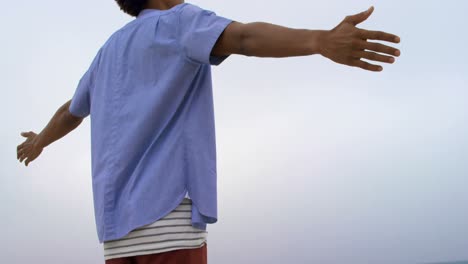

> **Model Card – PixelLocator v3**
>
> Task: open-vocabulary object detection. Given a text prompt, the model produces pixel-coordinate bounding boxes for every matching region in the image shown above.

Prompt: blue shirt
[68,2,233,243]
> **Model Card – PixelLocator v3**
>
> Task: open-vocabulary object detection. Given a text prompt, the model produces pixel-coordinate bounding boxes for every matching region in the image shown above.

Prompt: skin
[212,6,400,71]
[17,1,400,166]
[17,100,83,166]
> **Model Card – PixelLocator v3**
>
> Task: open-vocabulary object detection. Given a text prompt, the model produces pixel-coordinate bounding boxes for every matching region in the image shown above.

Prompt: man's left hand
[17,131,44,167]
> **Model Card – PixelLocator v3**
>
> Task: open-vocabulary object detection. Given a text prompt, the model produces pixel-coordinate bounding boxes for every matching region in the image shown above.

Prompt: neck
[145,0,184,10]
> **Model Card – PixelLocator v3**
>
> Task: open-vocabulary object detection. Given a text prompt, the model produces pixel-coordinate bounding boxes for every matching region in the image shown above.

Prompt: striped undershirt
[103,197,208,260]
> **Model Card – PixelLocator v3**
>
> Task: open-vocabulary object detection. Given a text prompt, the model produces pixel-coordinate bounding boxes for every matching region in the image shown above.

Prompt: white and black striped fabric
[103,197,208,260]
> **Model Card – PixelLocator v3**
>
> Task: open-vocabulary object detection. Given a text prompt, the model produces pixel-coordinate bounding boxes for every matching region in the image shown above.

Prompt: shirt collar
[137,3,186,19]
[137,9,160,19]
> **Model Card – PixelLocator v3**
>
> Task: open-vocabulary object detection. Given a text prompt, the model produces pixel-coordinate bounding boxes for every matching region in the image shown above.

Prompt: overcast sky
[3,0,468,263]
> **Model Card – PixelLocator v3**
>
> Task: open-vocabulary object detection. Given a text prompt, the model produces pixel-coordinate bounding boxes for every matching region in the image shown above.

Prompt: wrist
[315,29,330,57]
[305,29,328,56]
[34,133,47,149]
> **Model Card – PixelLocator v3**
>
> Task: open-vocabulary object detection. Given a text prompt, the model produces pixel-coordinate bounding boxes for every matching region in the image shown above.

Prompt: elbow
[238,25,255,57]
[65,108,85,124]
[61,101,84,125]
[63,110,84,127]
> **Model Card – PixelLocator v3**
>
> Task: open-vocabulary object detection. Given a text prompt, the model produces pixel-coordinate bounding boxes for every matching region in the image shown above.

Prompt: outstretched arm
[17,99,84,166]
[212,6,400,72]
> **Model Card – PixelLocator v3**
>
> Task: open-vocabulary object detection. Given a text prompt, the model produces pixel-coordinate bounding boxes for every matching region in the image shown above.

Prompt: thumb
[345,6,374,26]
[21,131,33,137]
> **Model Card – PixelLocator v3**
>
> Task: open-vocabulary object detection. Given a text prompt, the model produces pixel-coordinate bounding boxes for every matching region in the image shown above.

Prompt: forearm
[36,100,82,149]
[241,22,327,57]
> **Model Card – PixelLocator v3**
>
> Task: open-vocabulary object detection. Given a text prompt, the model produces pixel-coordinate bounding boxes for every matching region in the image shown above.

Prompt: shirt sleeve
[69,48,102,118]
[178,4,234,66]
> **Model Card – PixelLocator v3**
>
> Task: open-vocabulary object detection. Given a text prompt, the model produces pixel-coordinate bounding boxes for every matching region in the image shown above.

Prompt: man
[16,0,400,263]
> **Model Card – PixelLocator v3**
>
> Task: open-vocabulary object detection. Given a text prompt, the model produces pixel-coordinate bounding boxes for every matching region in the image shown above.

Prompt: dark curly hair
[115,0,148,17]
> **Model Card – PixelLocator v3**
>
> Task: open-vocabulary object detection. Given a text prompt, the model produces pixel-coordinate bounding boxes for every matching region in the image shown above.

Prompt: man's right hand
[211,6,400,72]
[319,6,401,72]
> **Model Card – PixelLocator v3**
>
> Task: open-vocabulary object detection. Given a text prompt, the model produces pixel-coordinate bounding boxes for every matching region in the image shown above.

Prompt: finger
[17,144,26,158]
[358,40,401,57]
[353,50,395,64]
[26,156,36,166]
[350,58,383,72]
[19,151,29,162]
[358,29,400,43]
[22,131,34,137]
[17,148,22,159]
[18,147,23,157]
[17,144,23,151]
[345,6,374,26]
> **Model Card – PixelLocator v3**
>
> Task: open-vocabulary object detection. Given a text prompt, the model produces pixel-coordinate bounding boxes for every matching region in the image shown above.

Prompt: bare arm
[213,21,326,57]
[17,100,84,166]
[212,6,400,72]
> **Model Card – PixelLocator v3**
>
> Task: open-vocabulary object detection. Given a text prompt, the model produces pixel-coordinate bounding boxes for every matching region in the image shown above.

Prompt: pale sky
[3,0,468,263]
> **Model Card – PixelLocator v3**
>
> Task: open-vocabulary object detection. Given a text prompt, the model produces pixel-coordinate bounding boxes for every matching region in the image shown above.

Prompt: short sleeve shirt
[68,2,233,243]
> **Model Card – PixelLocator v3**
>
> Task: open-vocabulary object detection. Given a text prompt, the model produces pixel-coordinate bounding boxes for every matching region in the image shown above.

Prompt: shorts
[104,241,207,264]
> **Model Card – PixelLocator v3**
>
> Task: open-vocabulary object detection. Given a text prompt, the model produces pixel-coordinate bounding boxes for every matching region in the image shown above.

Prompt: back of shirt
[68,2,233,243]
